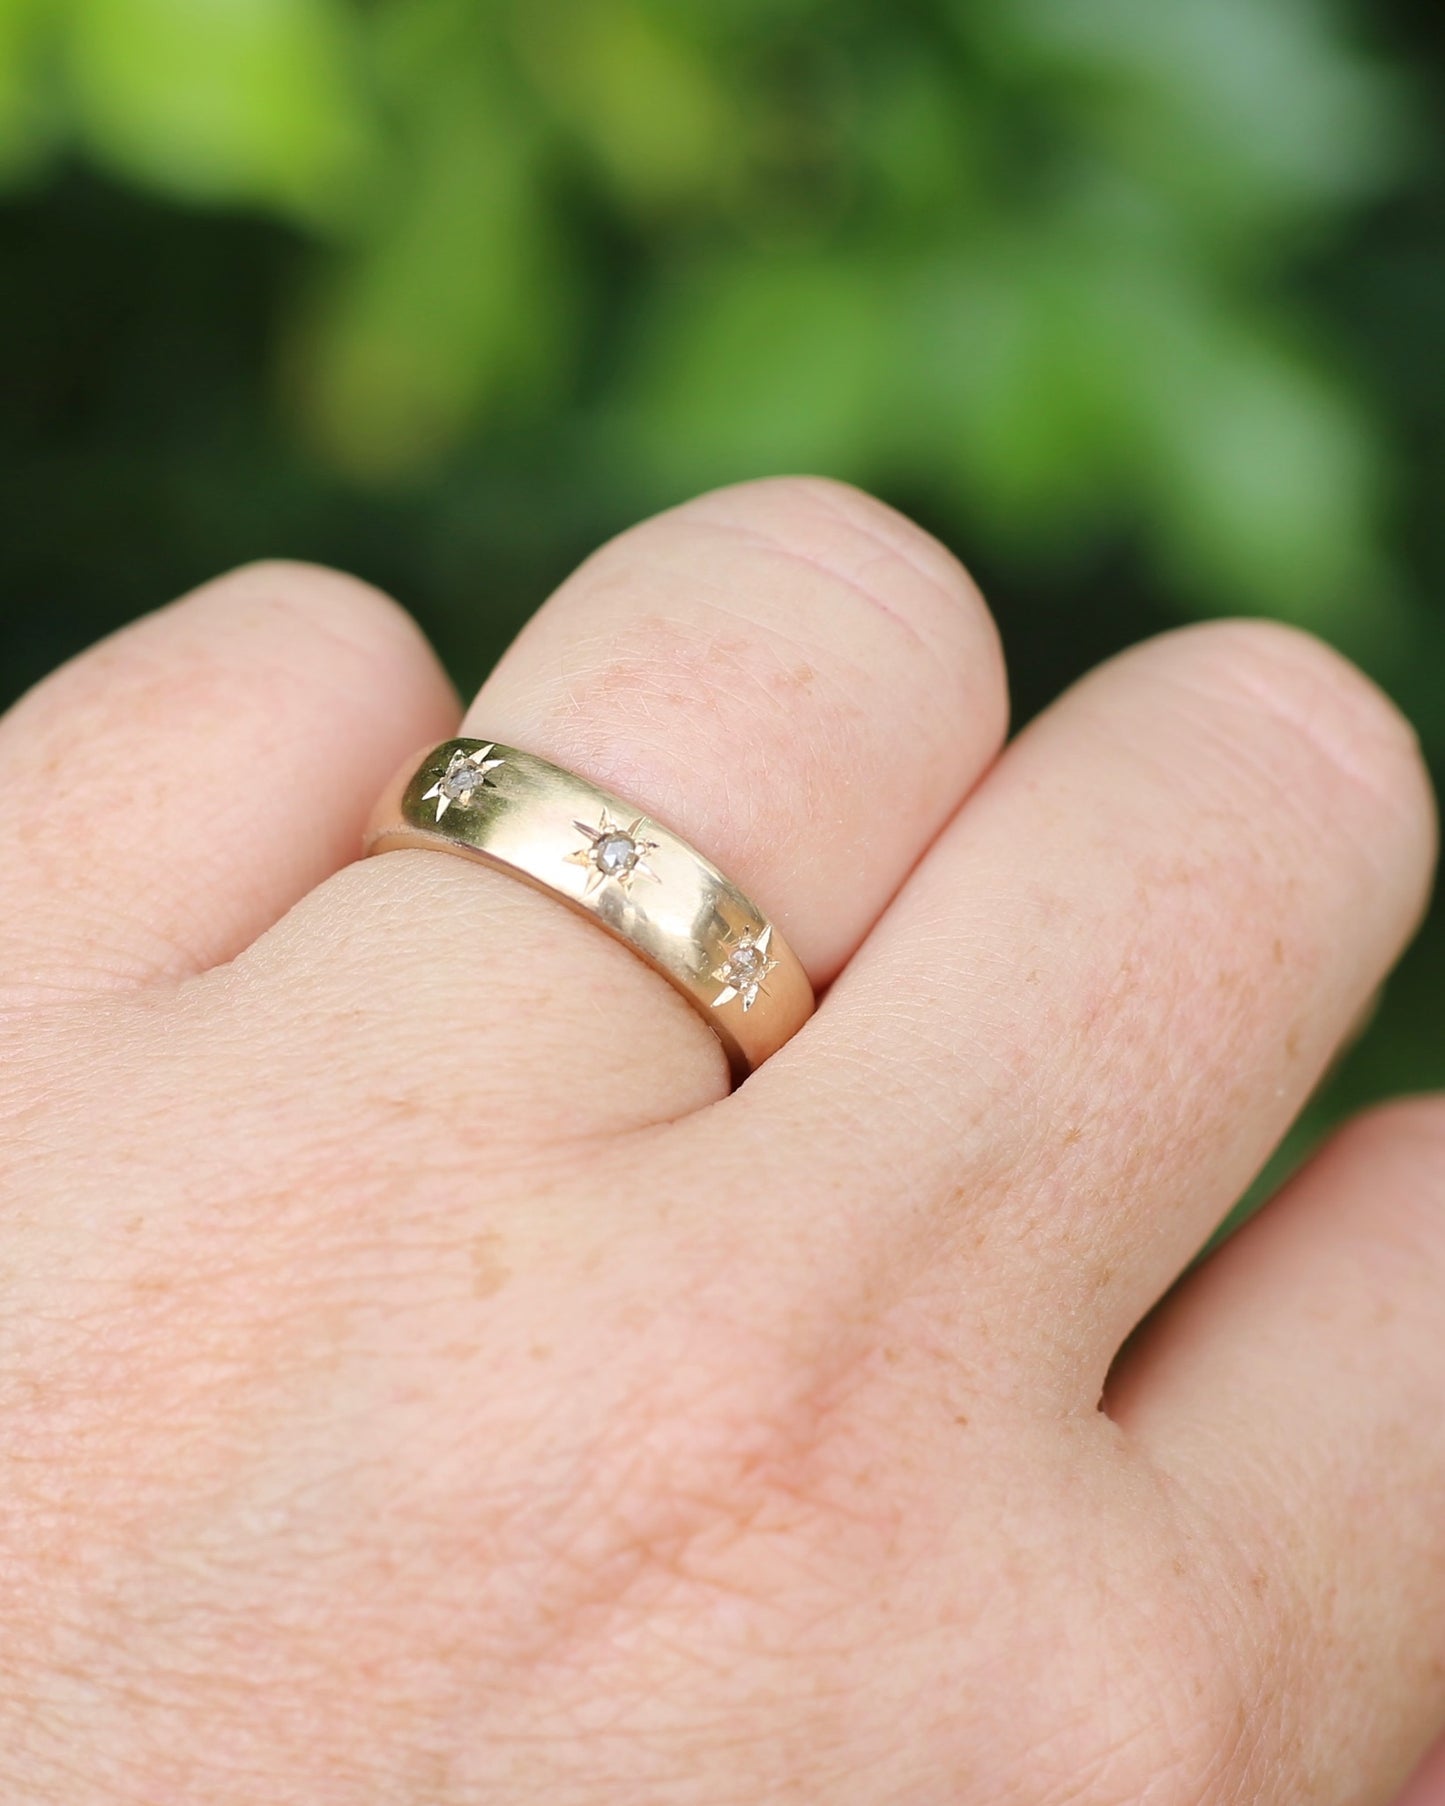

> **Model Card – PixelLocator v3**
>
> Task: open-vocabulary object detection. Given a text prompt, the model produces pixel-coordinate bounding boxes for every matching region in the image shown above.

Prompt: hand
[2,478,1441,1805]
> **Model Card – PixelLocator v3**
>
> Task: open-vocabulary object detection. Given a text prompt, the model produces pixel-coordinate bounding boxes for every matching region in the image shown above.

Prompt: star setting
[711,924,777,1013]
[567,811,661,895]
[422,745,505,821]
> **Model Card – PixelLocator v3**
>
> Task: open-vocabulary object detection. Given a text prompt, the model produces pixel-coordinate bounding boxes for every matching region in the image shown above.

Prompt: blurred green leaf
[63,0,373,223]
[897,216,1399,634]
[977,0,1408,249]
[293,8,570,479]
[615,251,885,491]
[1139,319,1395,633]
[0,0,52,184]
[0,0,1422,636]
[853,42,985,221]
[509,0,734,215]
[894,236,1144,546]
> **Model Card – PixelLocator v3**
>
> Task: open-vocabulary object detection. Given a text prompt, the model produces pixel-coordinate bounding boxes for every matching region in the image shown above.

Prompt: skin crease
[0,477,1443,1804]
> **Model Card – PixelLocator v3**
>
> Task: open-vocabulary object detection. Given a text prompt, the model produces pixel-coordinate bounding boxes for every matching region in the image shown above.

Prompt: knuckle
[1013,1621,1267,1806]
[1340,1091,1445,1164]
[498,1271,908,1653]
[210,554,383,608]
[1162,617,1432,830]
[1326,1094,1445,1261]
[560,1329,864,1585]
[677,474,1003,678]
[497,477,1007,974]
[198,559,436,672]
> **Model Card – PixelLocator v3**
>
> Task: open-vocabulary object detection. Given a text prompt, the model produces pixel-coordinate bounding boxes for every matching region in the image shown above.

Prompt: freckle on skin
[470,1233,511,1300]
[1285,1027,1302,1060]
[1273,938,1286,965]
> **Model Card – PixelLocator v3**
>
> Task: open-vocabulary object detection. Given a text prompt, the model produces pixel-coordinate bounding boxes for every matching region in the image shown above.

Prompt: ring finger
[237,476,1008,1135]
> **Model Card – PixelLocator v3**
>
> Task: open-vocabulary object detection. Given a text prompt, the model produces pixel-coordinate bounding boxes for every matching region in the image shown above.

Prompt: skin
[0,474,1442,1804]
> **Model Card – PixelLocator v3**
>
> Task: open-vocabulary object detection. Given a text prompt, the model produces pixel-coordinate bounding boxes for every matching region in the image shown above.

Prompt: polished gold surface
[364,739,814,1078]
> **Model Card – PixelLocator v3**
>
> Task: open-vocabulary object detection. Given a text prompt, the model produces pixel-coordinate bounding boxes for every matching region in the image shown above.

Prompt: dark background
[2,0,1441,1191]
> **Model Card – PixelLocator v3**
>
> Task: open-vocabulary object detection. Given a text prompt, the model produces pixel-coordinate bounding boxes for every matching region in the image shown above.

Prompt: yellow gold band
[364,739,813,1078]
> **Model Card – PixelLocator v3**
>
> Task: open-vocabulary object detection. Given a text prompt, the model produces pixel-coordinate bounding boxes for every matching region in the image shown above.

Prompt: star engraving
[566,811,660,896]
[422,745,504,821]
[711,923,778,1013]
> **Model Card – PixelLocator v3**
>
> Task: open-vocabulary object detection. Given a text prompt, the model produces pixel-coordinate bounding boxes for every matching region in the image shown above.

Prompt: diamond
[440,763,487,801]
[421,744,504,821]
[567,811,660,894]
[729,944,765,977]
[595,831,641,876]
[711,925,778,1012]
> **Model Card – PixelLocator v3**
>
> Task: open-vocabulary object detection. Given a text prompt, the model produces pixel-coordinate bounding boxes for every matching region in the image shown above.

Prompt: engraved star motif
[711,924,777,1013]
[422,745,504,821]
[566,811,660,896]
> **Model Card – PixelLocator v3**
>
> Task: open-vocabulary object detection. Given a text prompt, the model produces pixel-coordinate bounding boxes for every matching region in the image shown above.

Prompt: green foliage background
[1,0,1442,1182]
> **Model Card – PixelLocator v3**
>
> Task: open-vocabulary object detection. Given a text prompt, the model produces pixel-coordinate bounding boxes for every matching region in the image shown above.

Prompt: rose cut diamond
[421,744,504,820]
[568,811,660,894]
[712,925,777,1012]
[595,831,641,876]
[440,764,484,800]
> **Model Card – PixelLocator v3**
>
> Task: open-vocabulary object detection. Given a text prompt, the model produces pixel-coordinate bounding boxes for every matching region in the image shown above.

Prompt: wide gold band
[363,739,813,1078]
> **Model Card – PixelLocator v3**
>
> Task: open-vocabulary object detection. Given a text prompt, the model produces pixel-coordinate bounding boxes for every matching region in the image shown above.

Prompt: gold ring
[364,739,814,1078]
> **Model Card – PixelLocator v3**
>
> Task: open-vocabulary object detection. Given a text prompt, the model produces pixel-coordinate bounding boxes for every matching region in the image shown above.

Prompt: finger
[1397,1738,1445,1806]
[1109,1098,1445,1802]
[246,478,1008,1132]
[742,620,1434,1385]
[463,476,1005,981]
[0,562,457,1006]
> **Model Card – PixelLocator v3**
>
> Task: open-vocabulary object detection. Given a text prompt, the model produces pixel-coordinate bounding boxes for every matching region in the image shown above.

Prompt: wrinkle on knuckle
[1158,619,1432,850]
[491,1305,908,1675]
[548,1366,861,1603]
[685,473,998,678]
[1009,1625,1268,1806]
